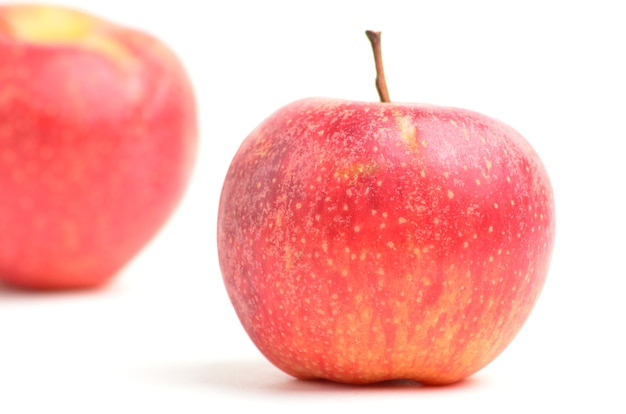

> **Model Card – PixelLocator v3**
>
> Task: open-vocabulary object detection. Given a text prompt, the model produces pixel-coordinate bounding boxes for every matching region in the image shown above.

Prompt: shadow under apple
[0,277,127,306]
[141,357,486,396]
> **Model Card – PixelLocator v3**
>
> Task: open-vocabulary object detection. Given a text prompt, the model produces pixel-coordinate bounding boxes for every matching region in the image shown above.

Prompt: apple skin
[0,5,197,289]
[217,97,555,385]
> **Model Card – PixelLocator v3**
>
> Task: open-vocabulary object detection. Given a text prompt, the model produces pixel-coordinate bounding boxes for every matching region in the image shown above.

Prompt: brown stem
[365,30,391,103]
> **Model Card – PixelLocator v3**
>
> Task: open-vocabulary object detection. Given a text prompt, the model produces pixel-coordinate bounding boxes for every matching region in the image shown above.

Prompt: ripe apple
[0,5,197,289]
[217,31,555,385]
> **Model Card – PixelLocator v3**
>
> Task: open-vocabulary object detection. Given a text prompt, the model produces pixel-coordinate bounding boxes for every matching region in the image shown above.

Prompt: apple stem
[365,30,391,103]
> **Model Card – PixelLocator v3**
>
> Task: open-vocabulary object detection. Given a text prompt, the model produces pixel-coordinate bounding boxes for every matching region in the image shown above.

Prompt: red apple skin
[0,6,197,289]
[218,97,555,385]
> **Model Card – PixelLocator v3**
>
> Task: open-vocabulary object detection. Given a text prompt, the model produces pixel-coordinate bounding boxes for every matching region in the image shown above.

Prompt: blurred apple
[0,5,197,289]
[217,31,555,384]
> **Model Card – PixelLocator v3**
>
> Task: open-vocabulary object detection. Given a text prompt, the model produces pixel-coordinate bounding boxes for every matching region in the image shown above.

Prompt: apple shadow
[0,280,65,302]
[141,357,486,396]
[0,278,126,306]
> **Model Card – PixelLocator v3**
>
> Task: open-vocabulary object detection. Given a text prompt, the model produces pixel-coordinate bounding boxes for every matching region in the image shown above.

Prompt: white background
[1,0,624,412]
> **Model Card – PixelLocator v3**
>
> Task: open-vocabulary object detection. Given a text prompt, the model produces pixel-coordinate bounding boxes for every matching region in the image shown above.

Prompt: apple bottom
[228,261,541,386]
[0,206,175,290]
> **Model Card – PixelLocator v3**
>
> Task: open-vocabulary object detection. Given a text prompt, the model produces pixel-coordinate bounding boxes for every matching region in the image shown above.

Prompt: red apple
[217,32,555,385]
[0,5,197,289]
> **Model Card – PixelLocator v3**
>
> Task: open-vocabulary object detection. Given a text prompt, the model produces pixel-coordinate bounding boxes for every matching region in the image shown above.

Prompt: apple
[0,5,197,289]
[217,31,555,385]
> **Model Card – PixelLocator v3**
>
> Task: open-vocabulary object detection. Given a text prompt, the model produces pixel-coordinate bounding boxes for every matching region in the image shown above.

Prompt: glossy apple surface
[218,97,555,385]
[0,5,197,289]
